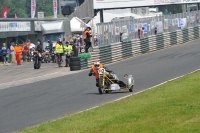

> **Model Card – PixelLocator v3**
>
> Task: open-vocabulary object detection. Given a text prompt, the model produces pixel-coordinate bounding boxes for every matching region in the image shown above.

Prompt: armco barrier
[81,26,200,69]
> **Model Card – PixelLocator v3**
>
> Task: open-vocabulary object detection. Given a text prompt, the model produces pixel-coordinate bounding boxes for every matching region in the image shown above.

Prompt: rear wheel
[98,77,104,94]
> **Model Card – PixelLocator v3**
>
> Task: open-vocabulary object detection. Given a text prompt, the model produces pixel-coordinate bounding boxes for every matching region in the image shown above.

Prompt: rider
[64,41,72,67]
[89,60,126,87]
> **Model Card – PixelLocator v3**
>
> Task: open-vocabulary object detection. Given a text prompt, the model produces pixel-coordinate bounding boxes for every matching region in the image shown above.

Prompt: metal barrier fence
[95,10,200,47]
[81,26,200,69]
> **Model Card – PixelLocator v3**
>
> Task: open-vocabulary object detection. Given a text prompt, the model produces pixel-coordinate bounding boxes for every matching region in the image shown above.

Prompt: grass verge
[19,71,200,133]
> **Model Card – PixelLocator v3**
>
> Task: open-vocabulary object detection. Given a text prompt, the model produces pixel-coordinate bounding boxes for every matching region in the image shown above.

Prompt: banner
[142,23,148,34]
[115,27,120,35]
[151,21,155,29]
[31,0,36,18]
[0,22,31,32]
[2,6,8,18]
[53,0,57,18]
[34,21,45,31]
[164,19,168,29]
[156,21,163,33]
[129,24,134,33]
[178,18,187,29]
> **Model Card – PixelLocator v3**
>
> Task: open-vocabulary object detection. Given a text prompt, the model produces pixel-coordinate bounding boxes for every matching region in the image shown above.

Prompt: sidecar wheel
[129,86,133,92]
[105,90,110,93]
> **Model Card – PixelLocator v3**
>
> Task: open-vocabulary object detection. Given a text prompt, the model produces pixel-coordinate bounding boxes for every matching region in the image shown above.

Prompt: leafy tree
[0,0,11,16]
[158,4,183,14]
[1,0,55,18]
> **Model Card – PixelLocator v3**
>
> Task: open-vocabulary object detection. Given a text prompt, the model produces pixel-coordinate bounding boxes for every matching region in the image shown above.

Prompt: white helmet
[94,60,100,68]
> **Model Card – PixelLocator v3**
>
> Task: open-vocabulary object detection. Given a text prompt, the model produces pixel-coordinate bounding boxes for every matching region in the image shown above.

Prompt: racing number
[98,68,105,74]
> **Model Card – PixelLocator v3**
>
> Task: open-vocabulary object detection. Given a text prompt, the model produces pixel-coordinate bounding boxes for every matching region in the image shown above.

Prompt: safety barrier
[81,25,200,69]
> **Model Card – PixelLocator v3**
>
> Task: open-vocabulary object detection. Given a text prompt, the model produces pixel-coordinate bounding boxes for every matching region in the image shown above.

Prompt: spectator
[84,27,92,53]
[120,32,123,42]
[1,43,8,65]
[22,43,29,62]
[14,43,22,65]
[10,42,16,64]
[142,27,145,38]
[138,29,141,39]
[154,27,157,35]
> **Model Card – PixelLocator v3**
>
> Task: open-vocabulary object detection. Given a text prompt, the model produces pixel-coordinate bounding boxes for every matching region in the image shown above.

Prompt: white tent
[70,17,91,32]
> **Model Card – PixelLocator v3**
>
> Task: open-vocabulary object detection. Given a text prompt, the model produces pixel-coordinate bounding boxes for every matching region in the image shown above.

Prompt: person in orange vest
[22,43,29,62]
[14,43,22,65]
[83,27,92,53]
[89,60,126,87]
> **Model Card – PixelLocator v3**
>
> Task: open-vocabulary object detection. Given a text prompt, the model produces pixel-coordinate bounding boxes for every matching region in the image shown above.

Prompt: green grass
[18,71,200,133]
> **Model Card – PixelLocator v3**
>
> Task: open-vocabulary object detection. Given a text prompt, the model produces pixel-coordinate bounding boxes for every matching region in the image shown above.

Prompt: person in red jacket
[22,43,29,62]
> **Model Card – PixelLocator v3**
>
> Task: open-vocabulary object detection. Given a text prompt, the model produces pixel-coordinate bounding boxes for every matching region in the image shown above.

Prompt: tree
[0,0,11,16]
[1,0,55,18]
[158,4,183,14]
[8,0,28,18]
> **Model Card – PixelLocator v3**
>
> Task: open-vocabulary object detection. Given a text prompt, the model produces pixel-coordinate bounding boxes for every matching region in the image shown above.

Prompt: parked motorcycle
[51,48,56,63]
[44,49,51,63]
[33,50,41,69]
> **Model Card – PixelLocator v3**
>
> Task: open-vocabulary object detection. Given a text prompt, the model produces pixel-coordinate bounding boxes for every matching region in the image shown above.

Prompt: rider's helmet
[94,60,100,69]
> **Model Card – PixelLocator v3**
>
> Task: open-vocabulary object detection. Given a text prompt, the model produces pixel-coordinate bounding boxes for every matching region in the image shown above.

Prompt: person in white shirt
[10,42,16,64]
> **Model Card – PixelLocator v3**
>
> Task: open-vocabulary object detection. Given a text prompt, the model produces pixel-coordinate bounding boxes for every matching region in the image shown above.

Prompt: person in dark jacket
[84,27,92,53]
[1,43,8,65]
[36,40,43,53]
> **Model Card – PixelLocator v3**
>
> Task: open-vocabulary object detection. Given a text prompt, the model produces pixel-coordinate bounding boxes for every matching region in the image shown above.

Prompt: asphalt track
[1,39,200,133]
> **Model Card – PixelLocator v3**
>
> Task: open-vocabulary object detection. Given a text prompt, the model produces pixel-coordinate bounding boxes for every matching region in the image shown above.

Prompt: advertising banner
[0,22,31,32]
[2,6,8,18]
[122,25,128,34]
[53,0,57,18]
[168,19,172,26]
[151,21,155,29]
[156,21,163,33]
[93,0,200,9]
[129,24,134,33]
[115,27,120,35]
[31,0,36,18]
[142,23,148,34]
[134,23,138,32]
[178,18,187,29]
[164,19,169,29]
[181,18,187,29]
[34,21,45,31]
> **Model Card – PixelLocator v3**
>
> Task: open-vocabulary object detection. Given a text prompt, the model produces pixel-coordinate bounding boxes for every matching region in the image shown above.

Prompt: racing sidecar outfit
[88,64,126,87]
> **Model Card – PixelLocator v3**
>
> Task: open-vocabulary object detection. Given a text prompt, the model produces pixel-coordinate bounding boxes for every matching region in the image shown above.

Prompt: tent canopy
[70,17,91,32]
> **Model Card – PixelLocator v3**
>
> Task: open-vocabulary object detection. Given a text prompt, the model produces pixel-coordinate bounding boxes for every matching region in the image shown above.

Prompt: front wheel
[98,77,104,94]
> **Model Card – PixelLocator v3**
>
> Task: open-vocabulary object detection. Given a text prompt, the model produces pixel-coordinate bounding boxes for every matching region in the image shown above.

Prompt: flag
[14,14,17,18]
[31,0,36,18]
[2,6,8,18]
[53,0,57,18]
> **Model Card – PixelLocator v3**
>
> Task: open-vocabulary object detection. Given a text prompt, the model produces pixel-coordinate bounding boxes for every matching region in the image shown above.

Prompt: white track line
[76,69,200,114]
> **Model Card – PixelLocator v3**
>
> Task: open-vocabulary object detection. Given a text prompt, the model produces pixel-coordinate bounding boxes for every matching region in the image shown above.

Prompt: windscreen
[44,33,62,42]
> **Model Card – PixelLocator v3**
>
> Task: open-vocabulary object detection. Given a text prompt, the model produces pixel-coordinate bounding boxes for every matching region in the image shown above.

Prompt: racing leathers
[89,64,126,87]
